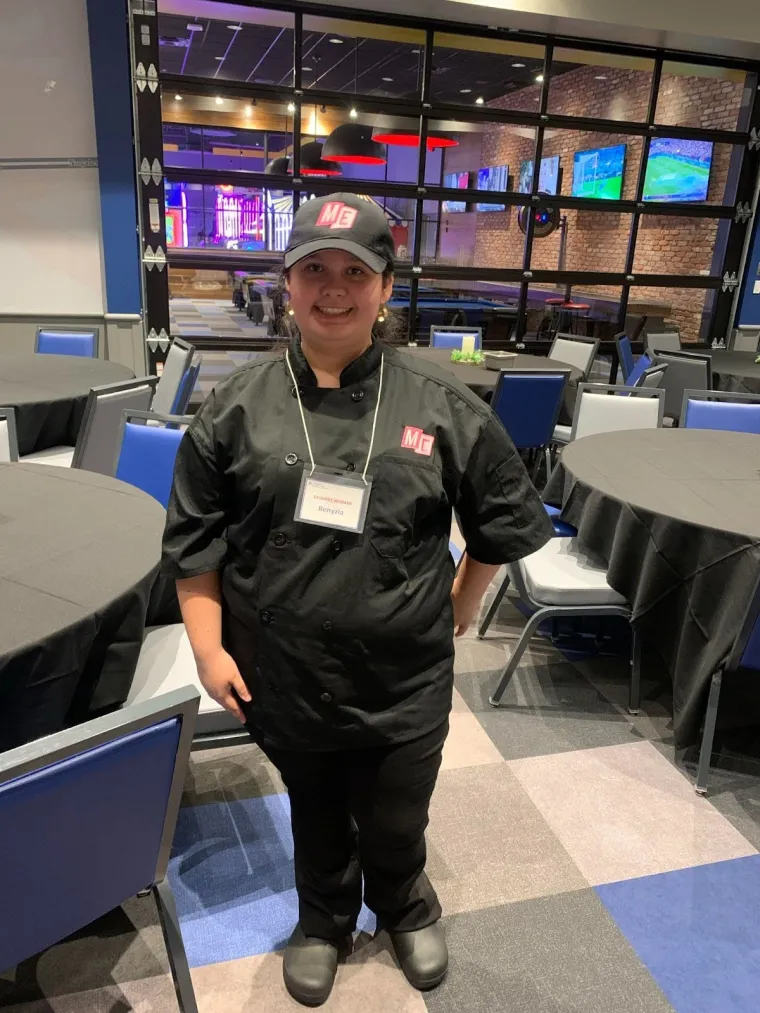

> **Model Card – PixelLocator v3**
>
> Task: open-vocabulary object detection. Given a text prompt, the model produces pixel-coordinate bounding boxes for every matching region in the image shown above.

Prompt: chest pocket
[368,455,444,559]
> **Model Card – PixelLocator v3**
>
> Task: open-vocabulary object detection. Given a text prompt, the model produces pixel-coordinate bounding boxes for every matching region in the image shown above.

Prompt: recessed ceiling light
[287,101,296,113]
[382,77,393,82]
[595,74,608,80]
[512,62,526,68]
[227,24,241,30]
[302,67,313,72]
[475,96,484,105]
[411,49,420,54]
[214,56,224,61]
[174,94,182,101]
[460,88,472,94]
[244,106,252,116]
[535,73,545,83]
[186,23,203,31]
[215,96,223,105]
[329,37,344,44]
[349,107,358,118]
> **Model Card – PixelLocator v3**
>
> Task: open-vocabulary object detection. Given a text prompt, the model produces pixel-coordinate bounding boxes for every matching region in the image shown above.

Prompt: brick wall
[443,65,745,339]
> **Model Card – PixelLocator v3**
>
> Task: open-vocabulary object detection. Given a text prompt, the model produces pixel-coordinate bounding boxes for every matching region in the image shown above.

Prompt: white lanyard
[285,349,384,486]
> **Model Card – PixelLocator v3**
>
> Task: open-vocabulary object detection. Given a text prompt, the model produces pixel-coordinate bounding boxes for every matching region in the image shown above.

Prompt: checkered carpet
[170,298,270,340]
[2,558,760,1012]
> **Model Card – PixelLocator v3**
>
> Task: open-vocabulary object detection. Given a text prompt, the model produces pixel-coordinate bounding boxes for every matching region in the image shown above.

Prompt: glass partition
[430,33,546,113]
[548,50,655,123]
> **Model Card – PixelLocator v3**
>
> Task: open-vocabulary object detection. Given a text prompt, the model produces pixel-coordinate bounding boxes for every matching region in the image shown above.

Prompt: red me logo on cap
[401,426,435,456]
[315,202,359,229]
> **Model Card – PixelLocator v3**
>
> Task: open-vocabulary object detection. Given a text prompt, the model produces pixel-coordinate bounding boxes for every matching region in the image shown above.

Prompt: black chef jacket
[162,337,553,751]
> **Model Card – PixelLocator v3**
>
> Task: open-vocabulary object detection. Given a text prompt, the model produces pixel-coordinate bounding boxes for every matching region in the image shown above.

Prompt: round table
[0,464,167,752]
[0,354,135,456]
[710,349,760,397]
[405,347,582,424]
[544,429,760,747]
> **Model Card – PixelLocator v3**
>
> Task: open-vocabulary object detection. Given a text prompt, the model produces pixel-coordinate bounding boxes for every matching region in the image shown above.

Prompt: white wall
[0,0,105,315]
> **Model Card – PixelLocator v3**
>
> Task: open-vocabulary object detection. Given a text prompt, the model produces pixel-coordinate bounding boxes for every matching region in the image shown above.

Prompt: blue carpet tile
[596,855,760,1013]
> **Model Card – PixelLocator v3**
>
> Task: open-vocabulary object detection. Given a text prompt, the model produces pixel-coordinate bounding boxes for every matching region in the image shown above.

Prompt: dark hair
[269,265,405,348]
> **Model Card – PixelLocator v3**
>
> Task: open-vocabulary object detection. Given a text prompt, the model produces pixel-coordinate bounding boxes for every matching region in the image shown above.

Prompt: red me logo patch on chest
[401,426,435,457]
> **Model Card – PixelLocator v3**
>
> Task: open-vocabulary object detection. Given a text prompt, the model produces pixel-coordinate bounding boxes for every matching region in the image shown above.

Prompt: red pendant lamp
[322,123,387,166]
[371,129,458,151]
[299,140,342,177]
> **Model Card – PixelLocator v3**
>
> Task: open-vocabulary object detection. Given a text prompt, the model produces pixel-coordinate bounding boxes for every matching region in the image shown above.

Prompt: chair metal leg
[695,671,722,796]
[628,627,642,715]
[544,446,553,485]
[490,607,552,707]
[477,572,511,639]
[153,878,199,1013]
[530,449,542,484]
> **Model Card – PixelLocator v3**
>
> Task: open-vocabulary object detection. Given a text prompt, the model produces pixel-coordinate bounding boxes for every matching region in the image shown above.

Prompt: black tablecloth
[0,353,135,455]
[710,349,760,397]
[544,429,760,747]
[405,347,582,424]
[0,464,171,752]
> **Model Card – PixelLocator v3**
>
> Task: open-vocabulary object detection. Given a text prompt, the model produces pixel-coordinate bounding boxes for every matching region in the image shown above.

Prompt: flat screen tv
[572,144,626,200]
[476,164,508,211]
[442,171,470,213]
[643,137,713,203]
[518,156,560,195]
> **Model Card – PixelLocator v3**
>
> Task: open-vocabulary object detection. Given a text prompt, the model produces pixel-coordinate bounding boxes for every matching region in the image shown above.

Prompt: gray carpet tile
[181,742,285,808]
[423,891,676,1013]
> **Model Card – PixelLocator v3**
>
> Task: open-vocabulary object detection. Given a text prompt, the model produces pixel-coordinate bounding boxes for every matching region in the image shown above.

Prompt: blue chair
[35,327,98,358]
[491,369,570,486]
[430,326,482,351]
[172,353,202,415]
[543,503,577,537]
[0,687,200,1011]
[115,410,192,508]
[614,333,635,382]
[696,582,760,795]
[626,352,653,387]
[152,337,195,416]
[681,389,760,435]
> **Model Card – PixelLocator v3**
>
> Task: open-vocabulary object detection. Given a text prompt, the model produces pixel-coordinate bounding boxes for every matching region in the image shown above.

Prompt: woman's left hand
[451,584,482,638]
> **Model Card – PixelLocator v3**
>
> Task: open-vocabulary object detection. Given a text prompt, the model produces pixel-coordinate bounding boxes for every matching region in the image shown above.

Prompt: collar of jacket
[288,335,384,388]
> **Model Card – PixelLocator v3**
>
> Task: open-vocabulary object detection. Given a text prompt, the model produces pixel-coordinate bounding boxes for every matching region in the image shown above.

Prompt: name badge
[295,466,373,534]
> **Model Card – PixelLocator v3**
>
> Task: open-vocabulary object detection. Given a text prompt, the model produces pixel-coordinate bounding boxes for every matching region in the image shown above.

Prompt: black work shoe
[283,925,341,1007]
[389,921,448,991]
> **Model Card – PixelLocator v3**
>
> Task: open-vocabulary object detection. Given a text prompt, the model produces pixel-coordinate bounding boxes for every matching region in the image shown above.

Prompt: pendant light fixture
[264,155,291,174]
[299,140,342,177]
[371,129,458,151]
[322,123,386,166]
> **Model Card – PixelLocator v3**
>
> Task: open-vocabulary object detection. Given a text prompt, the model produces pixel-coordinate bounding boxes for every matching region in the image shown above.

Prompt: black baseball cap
[284,193,395,273]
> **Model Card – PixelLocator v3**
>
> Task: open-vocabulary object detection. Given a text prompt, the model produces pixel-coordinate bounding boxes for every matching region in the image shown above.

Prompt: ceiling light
[302,67,313,72]
[411,49,420,54]
[186,23,203,32]
[349,107,358,118]
[475,96,484,105]
[215,96,223,105]
[535,74,545,83]
[214,56,224,61]
[174,94,182,101]
[595,74,608,80]
[227,24,241,30]
[512,62,526,68]
[244,105,252,116]
[382,77,394,82]
[329,37,344,44]
[287,101,296,113]
[322,123,386,166]
[372,129,458,151]
[460,88,472,94]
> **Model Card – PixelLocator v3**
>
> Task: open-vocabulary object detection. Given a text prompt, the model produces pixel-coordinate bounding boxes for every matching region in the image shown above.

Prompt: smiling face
[286,249,393,350]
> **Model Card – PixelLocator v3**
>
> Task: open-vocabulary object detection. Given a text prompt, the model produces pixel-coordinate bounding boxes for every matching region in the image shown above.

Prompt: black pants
[258,720,447,941]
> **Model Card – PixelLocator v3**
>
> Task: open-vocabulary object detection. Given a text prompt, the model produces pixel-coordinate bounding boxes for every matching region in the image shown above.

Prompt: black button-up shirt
[162,338,552,750]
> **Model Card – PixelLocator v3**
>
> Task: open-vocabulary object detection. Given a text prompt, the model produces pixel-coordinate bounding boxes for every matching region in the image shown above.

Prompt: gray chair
[151,337,195,415]
[71,377,159,476]
[636,362,668,389]
[549,334,600,379]
[645,331,681,355]
[732,327,760,353]
[552,383,664,444]
[0,687,200,1012]
[0,407,19,463]
[652,350,712,422]
[479,538,641,716]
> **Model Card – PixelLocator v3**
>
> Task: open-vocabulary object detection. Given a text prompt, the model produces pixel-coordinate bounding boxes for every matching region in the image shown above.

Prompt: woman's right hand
[195,648,252,724]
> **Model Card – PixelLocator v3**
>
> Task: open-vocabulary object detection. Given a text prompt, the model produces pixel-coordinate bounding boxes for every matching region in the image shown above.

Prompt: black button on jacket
[162,338,553,751]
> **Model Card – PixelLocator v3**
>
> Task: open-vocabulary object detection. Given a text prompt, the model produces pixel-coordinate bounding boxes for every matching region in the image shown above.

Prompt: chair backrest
[0,687,198,972]
[652,350,712,421]
[570,384,664,441]
[430,326,482,350]
[646,331,681,355]
[635,363,669,390]
[35,327,98,358]
[491,369,570,449]
[626,352,653,387]
[732,327,760,353]
[171,353,202,416]
[615,333,635,382]
[114,410,193,508]
[0,407,19,463]
[151,337,195,415]
[548,334,600,377]
[680,389,760,435]
[72,377,159,475]
[728,579,760,674]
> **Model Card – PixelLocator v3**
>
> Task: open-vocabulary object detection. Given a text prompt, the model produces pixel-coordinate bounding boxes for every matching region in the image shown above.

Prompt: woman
[162,193,553,1007]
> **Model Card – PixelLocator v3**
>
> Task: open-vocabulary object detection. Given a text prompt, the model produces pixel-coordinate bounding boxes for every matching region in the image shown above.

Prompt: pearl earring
[287,307,295,317]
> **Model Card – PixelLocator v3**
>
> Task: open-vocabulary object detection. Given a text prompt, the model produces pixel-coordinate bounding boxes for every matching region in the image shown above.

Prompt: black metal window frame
[145,0,760,344]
